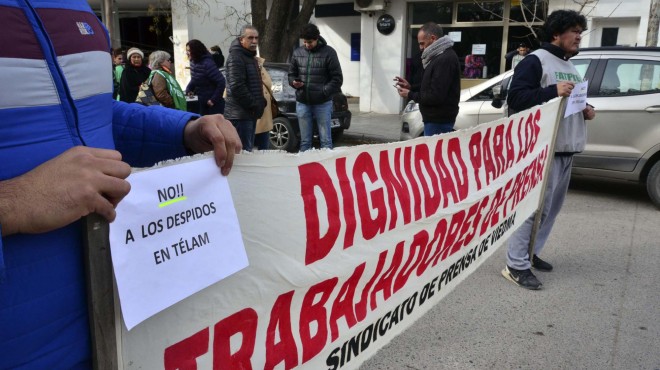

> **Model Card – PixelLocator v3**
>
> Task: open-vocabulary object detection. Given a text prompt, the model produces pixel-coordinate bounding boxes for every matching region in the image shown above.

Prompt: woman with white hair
[148,50,187,110]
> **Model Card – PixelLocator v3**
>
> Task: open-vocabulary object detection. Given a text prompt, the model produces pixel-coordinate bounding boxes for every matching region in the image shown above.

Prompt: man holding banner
[502,10,596,290]
[0,1,241,368]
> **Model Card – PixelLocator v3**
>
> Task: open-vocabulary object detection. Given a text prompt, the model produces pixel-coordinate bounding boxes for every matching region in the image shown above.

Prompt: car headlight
[403,101,419,113]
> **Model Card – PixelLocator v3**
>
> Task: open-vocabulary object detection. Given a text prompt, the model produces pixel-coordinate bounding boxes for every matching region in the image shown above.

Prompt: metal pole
[527,98,567,260]
[84,213,120,370]
[103,0,114,47]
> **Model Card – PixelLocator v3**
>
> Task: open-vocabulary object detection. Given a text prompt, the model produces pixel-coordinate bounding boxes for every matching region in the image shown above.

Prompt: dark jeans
[424,121,454,136]
[200,98,225,116]
[254,132,270,150]
[231,119,256,152]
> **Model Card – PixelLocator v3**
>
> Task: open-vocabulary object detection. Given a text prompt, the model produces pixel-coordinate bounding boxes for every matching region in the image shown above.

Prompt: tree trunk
[252,0,317,63]
[648,0,660,46]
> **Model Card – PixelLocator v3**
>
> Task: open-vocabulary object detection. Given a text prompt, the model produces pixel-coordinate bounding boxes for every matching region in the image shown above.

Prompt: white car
[399,46,660,209]
[400,70,513,140]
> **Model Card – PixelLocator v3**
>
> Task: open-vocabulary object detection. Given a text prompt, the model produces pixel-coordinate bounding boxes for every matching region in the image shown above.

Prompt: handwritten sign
[564,80,588,117]
[109,157,248,330]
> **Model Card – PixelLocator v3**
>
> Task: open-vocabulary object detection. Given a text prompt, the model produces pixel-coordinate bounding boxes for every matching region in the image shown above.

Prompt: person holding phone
[288,23,343,151]
[395,22,460,136]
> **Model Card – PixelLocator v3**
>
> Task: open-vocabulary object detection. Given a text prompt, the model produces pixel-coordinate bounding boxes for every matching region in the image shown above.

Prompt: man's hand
[292,80,304,89]
[207,99,214,107]
[397,87,410,98]
[556,82,575,97]
[183,114,242,176]
[394,76,411,90]
[583,104,596,120]
[0,146,131,236]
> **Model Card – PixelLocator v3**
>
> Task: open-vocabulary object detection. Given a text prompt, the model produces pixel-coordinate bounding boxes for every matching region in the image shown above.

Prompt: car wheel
[647,160,660,210]
[270,117,299,152]
[332,128,344,143]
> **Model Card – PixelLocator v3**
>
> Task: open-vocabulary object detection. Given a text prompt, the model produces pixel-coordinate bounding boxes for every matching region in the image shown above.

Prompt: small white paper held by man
[109,157,248,330]
[564,80,588,118]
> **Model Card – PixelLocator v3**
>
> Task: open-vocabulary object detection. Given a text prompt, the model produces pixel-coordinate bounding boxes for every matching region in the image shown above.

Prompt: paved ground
[340,108,660,370]
[338,104,403,146]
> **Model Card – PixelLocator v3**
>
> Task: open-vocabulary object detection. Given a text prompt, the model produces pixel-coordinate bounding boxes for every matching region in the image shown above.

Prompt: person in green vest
[112,48,124,100]
[147,50,187,111]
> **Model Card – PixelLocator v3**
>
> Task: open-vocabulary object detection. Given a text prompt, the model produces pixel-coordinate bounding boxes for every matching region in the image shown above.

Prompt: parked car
[400,47,660,209]
[214,62,351,152]
[400,69,514,140]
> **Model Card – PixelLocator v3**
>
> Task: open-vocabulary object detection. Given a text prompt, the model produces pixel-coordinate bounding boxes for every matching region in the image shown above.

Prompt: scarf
[421,35,454,68]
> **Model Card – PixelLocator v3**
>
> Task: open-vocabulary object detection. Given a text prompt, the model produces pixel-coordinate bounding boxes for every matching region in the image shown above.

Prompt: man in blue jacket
[0,1,241,368]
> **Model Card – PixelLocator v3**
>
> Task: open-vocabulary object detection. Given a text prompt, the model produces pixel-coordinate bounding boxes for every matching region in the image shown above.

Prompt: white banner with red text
[119,98,562,369]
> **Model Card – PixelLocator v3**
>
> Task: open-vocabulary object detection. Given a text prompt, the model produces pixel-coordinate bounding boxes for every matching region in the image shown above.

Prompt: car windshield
[268,68,297,101]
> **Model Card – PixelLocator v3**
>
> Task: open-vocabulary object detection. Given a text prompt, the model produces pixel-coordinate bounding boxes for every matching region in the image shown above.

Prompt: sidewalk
[340,104,402,145]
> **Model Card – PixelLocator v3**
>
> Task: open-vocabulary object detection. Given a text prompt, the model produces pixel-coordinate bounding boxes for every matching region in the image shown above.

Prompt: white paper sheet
[109,157,248,330]
[564,80,588,118]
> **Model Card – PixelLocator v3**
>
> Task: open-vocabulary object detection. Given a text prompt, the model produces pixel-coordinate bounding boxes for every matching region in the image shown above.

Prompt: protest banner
[91,98,565,369]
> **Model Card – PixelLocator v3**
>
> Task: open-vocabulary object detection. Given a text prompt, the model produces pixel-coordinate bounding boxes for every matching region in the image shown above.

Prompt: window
[410,2,453,25]
[571,59,591,79]
[471,83,499,100]
[601,28,619,47]
[456,1,503,22]
[598,59,660,96]
[509,0,547,23]
[268,68,297,101]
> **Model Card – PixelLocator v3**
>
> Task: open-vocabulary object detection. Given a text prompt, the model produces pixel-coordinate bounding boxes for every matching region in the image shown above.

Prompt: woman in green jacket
[148,50,187,111]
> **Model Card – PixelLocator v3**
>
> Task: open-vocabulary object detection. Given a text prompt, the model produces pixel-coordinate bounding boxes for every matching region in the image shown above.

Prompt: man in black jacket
[395,22,460,135]
[225,25,267,152]
[289,24,343,151]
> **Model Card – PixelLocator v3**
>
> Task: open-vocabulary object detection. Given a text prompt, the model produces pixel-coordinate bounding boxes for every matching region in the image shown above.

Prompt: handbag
[135,80,162,106]
[264,82,279,117]
[269,92,279,117]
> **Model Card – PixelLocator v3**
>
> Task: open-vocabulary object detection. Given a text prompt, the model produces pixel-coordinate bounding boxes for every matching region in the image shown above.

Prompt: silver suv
[400,47,660,209]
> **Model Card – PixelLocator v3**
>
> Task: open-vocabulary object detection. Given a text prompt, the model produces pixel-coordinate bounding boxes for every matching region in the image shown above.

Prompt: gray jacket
[507,43,587,154]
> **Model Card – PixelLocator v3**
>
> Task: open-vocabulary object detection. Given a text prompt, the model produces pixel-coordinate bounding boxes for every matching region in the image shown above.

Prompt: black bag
[135,81,162,106]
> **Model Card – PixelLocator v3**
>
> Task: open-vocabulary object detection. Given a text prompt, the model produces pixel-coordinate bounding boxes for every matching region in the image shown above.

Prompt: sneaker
[501,266,542,290]
[532,255,553,272]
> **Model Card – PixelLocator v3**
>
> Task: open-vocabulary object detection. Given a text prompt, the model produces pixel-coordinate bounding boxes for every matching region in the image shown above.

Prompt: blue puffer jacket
[0,1,197,368]
[185,53,226,106]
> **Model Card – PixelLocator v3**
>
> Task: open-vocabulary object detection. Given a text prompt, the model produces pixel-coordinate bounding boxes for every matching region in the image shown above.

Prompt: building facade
[91,0,659,114]
[312,0,658,113]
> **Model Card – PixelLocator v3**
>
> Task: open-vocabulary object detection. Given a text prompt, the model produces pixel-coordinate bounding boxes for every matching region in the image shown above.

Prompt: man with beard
[395,22,461,136]
[502,10,596,290]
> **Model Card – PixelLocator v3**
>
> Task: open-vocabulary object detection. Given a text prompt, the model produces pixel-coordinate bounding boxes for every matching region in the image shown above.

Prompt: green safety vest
[148,70,187,111]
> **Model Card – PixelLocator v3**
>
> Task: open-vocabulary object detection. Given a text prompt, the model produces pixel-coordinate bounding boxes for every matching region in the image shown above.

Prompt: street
[335,110,660,369]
